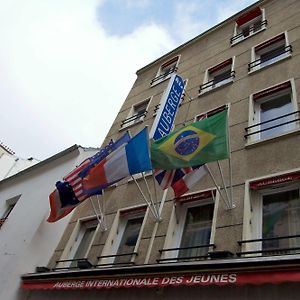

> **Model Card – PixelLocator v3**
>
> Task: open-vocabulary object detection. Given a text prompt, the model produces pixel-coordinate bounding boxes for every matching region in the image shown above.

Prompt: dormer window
[151,56,179,86]
[199,58,235,94]
[231,7,267,45]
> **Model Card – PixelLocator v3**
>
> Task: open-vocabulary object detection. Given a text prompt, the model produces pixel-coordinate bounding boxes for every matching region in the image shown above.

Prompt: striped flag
[63,160,90,201]
[47,132,131,223]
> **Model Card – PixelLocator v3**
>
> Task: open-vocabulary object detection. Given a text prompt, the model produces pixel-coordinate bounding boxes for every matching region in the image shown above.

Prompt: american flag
[154,167,194,190]
[63,160,90,201]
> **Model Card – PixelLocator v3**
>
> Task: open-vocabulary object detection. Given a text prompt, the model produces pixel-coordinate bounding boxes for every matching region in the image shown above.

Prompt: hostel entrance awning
[21,256,300,290]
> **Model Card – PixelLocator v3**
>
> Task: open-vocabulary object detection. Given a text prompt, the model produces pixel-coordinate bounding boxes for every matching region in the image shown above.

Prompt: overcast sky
[0,0,257,160]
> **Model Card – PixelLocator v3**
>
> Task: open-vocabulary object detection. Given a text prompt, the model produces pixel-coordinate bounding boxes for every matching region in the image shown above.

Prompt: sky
[0,0,257,160]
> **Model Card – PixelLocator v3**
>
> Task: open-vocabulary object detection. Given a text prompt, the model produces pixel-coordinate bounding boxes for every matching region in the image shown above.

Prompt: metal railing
[157,244,215,263]
[150,66,177,85]
[237,234,300,257]
[230,20,267,44]
[120,111,147,128]
[244,110,300,139]
[199,71,235,94]
[96,252,138,267]
[248,45,292,71]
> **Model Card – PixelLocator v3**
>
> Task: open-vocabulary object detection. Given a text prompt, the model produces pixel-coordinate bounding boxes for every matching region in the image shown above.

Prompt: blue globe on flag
[174,130,200,156]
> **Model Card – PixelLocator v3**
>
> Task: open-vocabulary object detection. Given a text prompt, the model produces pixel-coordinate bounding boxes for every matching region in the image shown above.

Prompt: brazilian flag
[151,110,229,170]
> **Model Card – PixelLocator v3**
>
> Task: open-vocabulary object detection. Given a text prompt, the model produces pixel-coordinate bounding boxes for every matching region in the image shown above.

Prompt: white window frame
[247,79,298,145]
[98,205,148,265]
[231,8,266,46]
[57,216,100,268]
[200,57,235,95]
[249,31,291,73]
[0,195,20,228]
[120,97,152,130]
[161,189,219,261]
[151,55,180,86]
[243,170,300,257]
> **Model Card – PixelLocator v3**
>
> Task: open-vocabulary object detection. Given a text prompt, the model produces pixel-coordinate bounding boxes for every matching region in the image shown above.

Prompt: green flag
[151,110,229,170]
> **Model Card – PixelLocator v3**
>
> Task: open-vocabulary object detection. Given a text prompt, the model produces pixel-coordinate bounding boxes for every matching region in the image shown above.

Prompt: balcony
[244,110,300,141]
[150,66,178,86]
[230,20,267,45]
[120,111,148,129]
[248,45,292,72]
[54,252,138,271]
[199,71,235,94]
[157,243,215,263]
[237,234,300,257]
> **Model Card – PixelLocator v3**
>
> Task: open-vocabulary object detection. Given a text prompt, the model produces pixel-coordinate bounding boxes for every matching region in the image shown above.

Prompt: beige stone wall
[49,0,300,268]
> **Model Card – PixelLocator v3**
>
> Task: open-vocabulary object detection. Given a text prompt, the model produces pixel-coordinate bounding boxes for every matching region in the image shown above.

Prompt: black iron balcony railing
[96,252,138,267]
[244,110,300,140]
[230,20,267,44]
[199,71,235,94]
[248,45,292,72]
[237,234,300,257]
[150,66,178,85]
[157,244,215,263]
[120,111,147,128]
[54,258,93,271]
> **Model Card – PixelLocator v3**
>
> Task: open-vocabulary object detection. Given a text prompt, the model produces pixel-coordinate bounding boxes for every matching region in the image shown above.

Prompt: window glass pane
[71,225,97,267]
[263,189,300,252]
[260,93,294,139]
[115,217,144,264]
[260,45,287,67]
[178,203,214,259]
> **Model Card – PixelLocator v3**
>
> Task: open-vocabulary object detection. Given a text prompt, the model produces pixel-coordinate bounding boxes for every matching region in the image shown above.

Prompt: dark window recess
[199,71,235,93]
[114,217,144,264]
[151,65,178,85]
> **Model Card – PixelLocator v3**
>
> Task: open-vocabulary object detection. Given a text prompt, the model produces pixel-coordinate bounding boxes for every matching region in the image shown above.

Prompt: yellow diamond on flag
[158,125,216,162]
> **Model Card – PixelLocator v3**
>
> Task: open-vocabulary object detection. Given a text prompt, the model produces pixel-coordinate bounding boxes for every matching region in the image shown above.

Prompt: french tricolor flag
[83,128,152,190]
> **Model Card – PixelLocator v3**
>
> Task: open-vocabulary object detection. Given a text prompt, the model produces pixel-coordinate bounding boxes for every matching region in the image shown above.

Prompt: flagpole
[226,104,234,208]
[96,194,106,231]
[150,171,161,219]
[217,161,231,208]
[89,197,102,225]
[206,165,231,209]
[143,172,160,221]
[131,176,159,221]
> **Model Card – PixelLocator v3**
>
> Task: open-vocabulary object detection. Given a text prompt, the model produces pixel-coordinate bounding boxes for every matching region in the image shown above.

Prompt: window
[151,56,179,86]
[195,104,228,121]
[246,80,298,142]
[249,33,292,72]
[160,190,217,262]
[98,205,147,266]
[120,98,150,129]
[68,219,98,267]
[231,7,266,45]
[0,195,20,228]
[199,58,234,94]
[241,172,300,257]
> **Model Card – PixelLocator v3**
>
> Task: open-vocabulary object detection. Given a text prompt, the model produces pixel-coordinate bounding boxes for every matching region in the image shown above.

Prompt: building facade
[21,0,300,299]
[0,145,98,300]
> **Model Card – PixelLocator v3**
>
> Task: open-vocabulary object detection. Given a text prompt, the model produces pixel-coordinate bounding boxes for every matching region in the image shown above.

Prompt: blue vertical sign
[150,74,185,141]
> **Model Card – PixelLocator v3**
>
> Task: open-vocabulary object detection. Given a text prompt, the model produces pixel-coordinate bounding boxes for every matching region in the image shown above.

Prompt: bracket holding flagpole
[131,175,160,222]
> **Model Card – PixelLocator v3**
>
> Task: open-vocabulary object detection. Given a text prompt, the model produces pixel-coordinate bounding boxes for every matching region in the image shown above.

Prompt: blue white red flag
[47,132,131,223]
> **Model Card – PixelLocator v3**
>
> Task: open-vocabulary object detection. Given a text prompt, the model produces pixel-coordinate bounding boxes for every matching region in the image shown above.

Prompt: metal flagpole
[89,197,102,225]
[217,161,231,208]
[142,172,160,220]
[131,175,159,221]
[96,194,106,231]
[226,104,234,208]
[206,165,231,209]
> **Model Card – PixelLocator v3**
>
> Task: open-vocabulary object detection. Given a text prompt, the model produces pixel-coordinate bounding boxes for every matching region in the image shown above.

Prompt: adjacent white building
[0,145,98,300]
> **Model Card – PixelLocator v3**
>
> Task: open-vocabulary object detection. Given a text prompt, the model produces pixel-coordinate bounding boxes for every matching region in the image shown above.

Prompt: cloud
[0,0,175,159]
